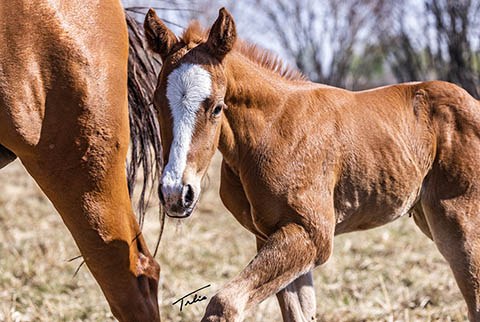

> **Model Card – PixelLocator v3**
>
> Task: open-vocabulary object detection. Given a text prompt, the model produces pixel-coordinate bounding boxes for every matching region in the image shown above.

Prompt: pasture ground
[0,153,468,321]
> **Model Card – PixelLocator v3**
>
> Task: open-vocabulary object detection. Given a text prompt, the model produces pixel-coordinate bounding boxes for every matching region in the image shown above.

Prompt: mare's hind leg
[8,54,161,319]
[421,174,480,321]
[257,237,316,322]
[19,136,161,321]
[0,144,16,169]
[19,138,161,321]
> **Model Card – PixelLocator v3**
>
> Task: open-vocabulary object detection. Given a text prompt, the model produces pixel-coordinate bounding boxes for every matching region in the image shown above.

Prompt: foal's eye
[212,104,223,116]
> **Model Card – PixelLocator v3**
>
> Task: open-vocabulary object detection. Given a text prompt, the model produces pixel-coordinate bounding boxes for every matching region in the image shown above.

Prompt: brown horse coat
[146,8,480,322]
[0,1,160,321]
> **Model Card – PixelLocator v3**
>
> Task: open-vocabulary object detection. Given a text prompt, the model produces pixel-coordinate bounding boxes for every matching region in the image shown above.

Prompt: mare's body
[0,1,160,321]
[145,8,480,321]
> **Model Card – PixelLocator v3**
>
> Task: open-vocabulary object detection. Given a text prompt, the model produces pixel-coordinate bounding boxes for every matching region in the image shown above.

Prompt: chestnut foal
[145,7,480,321]
[0,1,160,320]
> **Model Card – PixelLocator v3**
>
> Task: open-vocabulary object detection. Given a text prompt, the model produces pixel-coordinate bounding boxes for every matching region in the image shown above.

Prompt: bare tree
[124,0,197,29]
[380,0,480,97]
[253,0,392,89]
[427,0,480,97]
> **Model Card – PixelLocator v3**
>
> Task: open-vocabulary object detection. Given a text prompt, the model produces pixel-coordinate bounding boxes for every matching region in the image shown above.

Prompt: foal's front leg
[202,222,333,322]
[256,238,317,322]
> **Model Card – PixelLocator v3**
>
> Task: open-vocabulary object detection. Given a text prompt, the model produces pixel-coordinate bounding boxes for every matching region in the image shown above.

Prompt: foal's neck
[218,51,305,171]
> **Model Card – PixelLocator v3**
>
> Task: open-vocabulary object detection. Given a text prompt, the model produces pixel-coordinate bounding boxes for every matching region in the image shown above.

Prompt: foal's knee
[202,291,242,322]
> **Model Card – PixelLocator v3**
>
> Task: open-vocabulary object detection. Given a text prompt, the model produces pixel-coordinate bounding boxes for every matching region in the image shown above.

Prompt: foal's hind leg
[421,177,480,321]
[275,271,316,322]
[257,237,317,322]
[411,203,433,240]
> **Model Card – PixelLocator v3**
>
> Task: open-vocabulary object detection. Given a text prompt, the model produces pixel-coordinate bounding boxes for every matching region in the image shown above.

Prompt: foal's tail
[126,12,165,254]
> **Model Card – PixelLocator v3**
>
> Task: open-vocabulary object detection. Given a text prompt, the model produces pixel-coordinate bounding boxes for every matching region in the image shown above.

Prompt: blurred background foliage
[124,0,480,97]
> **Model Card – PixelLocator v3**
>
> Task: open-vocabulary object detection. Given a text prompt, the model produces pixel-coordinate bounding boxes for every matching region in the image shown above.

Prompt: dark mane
[126,12,165,255]
[180,22,307,82]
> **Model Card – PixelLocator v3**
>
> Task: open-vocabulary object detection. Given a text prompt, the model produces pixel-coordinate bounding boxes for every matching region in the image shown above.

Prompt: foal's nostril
[158,184,166,206]
[182,184,195,208]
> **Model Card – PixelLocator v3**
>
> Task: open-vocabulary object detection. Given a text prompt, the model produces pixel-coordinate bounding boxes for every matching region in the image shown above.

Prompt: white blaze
[162,63,212,196]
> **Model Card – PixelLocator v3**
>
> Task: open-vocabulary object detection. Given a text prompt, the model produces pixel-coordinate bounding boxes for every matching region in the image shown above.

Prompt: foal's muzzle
[159,183,198,218]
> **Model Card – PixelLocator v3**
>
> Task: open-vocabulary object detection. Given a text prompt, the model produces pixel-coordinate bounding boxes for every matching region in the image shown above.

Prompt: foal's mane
[181,21,307,82]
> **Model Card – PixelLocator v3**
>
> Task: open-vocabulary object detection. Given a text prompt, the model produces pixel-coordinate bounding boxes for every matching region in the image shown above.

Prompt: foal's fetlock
[202,293,241,322]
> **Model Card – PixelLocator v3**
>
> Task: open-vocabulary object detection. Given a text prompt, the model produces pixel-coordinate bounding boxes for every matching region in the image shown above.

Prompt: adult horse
[145,7,480,322]
[0,1,161,321]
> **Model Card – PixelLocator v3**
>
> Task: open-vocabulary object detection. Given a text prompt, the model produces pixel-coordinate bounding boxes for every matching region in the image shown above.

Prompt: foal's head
[144,8,237,217]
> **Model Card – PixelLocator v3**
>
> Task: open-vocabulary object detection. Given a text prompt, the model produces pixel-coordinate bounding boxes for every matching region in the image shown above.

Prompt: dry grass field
[0,152,469,321]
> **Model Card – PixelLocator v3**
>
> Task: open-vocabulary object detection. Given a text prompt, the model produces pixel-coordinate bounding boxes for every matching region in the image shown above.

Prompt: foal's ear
[206,8,237,61]
[144,8,178,61]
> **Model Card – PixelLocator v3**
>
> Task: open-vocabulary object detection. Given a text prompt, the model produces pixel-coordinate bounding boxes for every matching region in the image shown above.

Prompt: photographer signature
[172,284,211,312]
